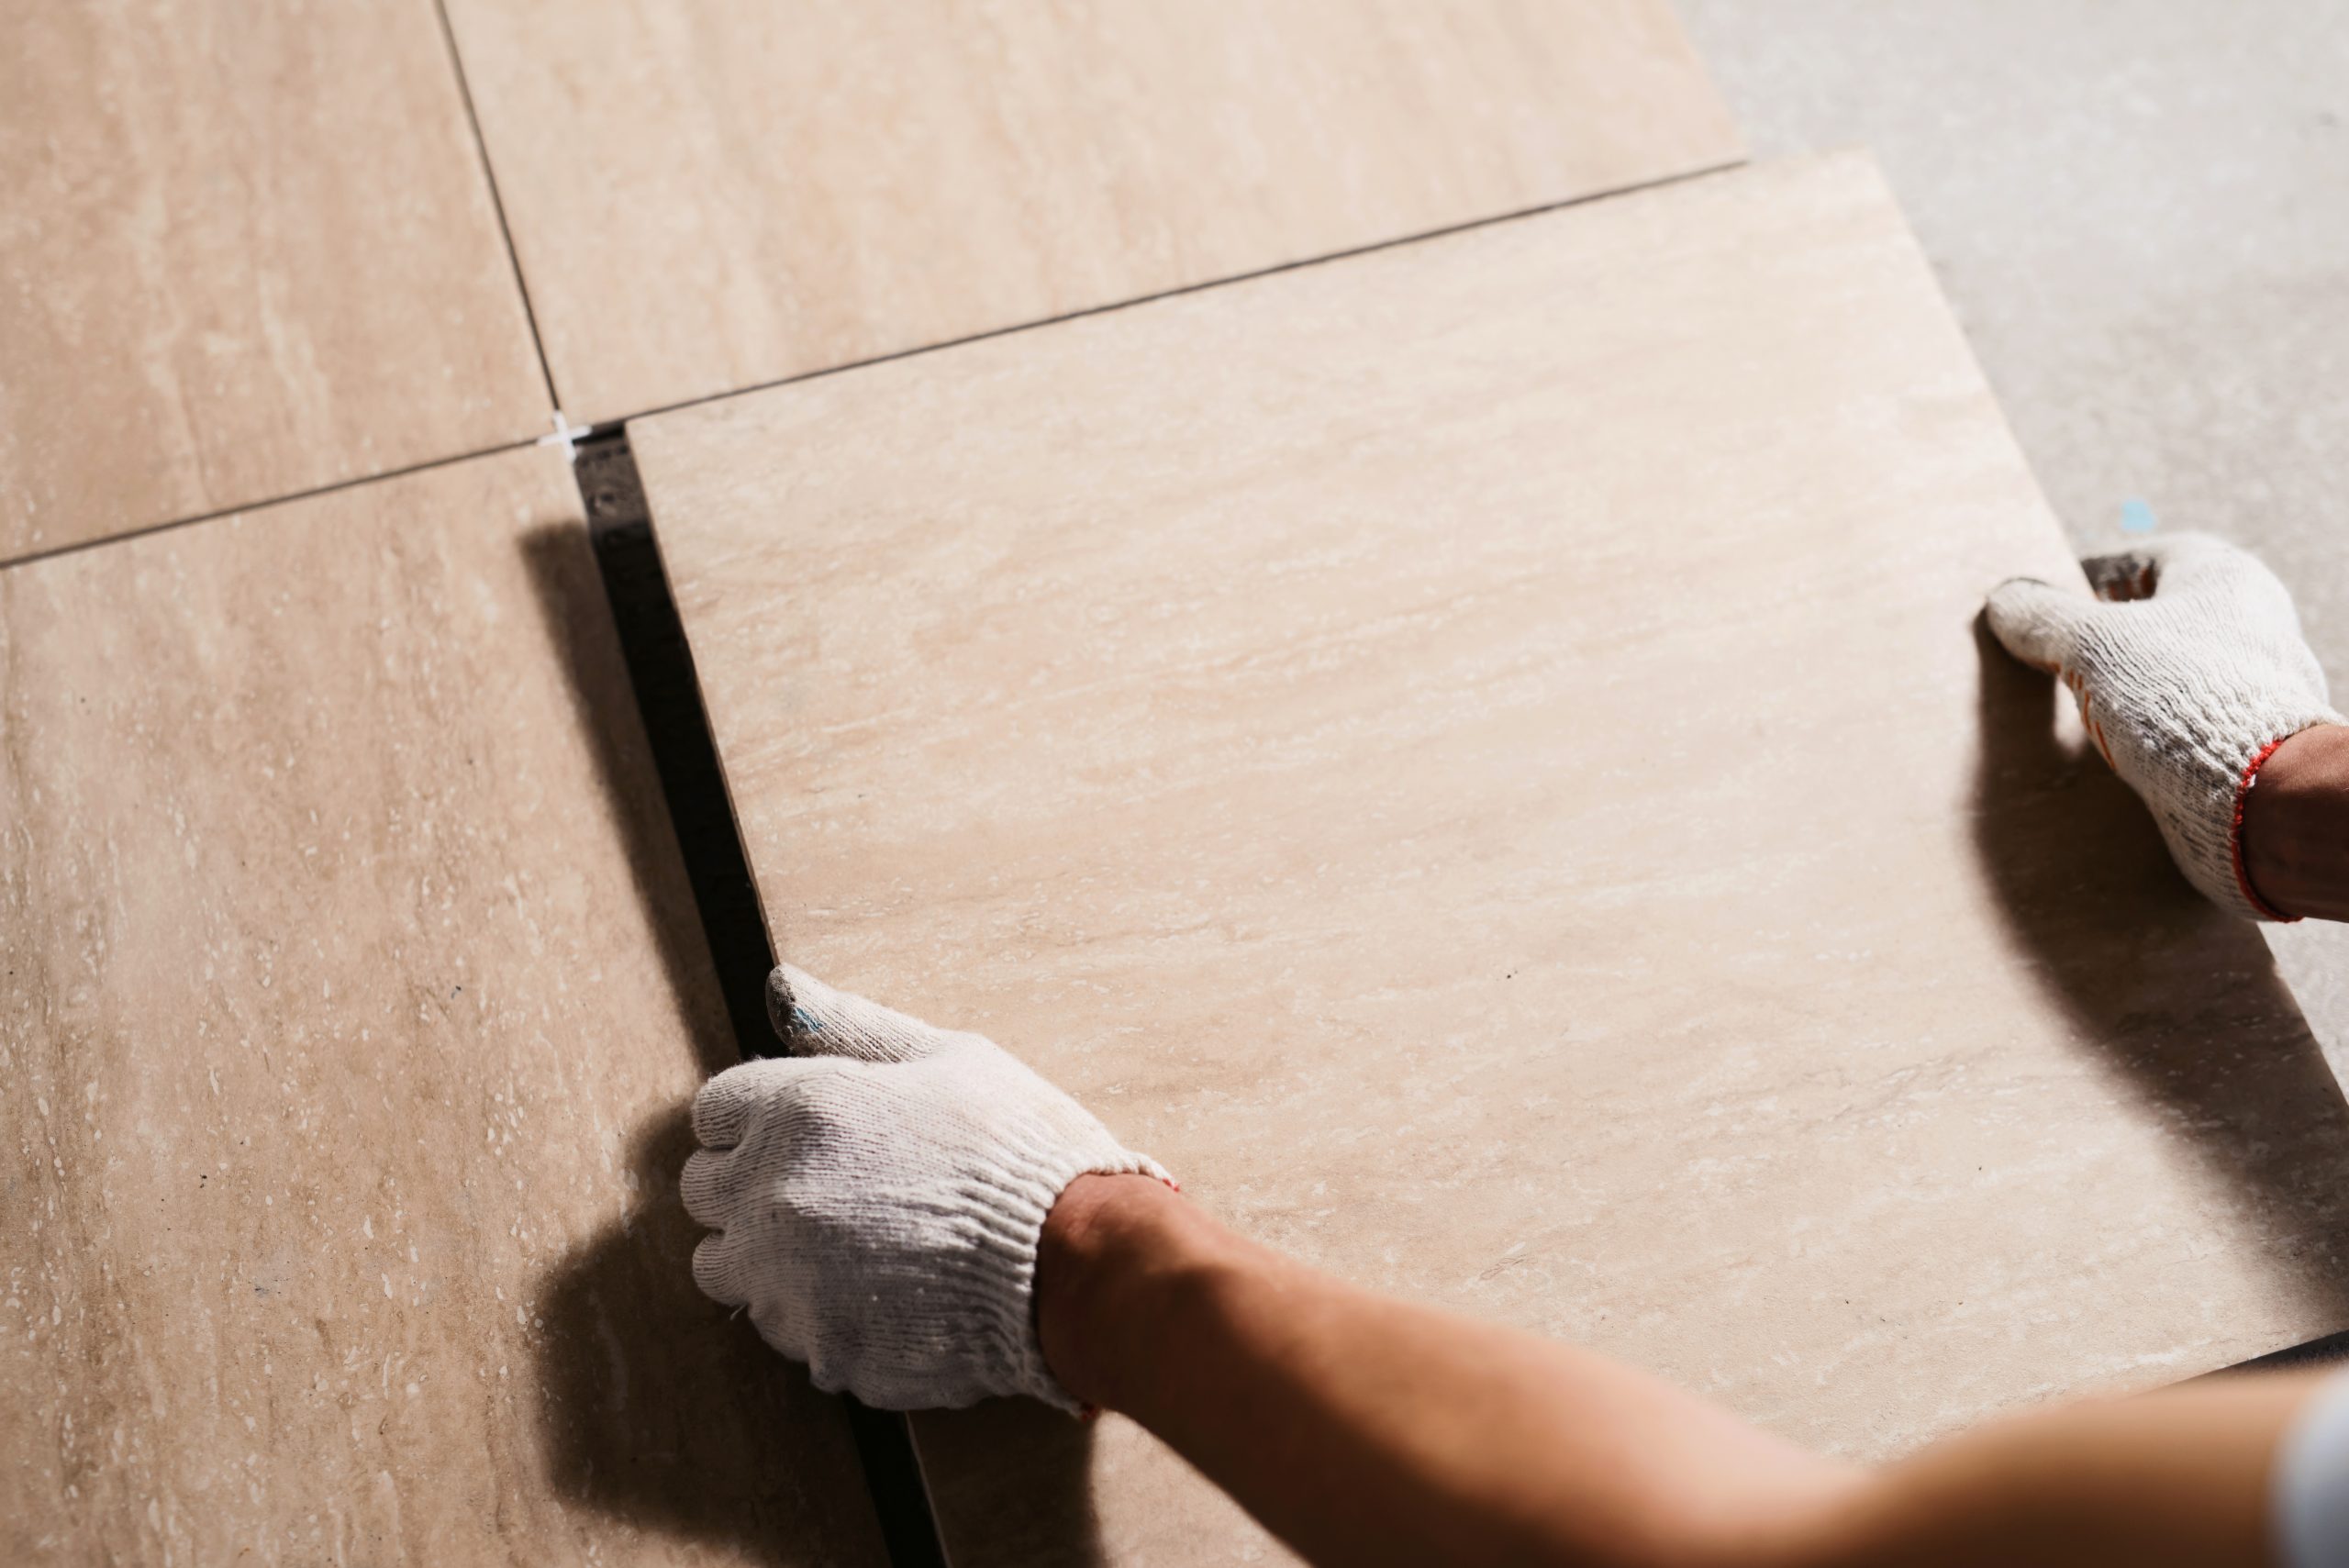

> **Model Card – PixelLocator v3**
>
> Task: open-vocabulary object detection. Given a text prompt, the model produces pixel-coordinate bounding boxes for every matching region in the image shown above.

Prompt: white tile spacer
[539,410,596,461]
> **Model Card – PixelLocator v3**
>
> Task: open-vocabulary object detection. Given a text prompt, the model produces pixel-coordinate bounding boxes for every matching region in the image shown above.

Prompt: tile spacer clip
[539,410,600,461]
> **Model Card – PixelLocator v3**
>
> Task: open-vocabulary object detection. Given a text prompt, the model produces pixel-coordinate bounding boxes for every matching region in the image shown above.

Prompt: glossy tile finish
[639,154,2349,1563]
[0,450,882,1566]
[444,0,1740,424]
[0,0,549,562]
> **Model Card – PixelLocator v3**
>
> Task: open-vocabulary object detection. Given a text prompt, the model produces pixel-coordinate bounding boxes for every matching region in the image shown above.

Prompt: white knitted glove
[681,964,1171,1412]
[1986,533,2343,919]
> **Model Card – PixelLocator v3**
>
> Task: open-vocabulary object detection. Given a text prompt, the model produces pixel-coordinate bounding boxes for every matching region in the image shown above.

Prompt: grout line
[6,156,1743,577]
[578,155,1751,432]
[430,0,563,414]
[0,434,545,574]
[574,433,952,1568]
[3,0,572,581]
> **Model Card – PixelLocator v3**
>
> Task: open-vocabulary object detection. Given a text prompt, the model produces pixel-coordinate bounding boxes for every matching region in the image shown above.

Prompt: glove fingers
[2079,549,2162,604]
[2088,533,2306,639]
[680,1146,735,1229]
[768,963,949,1063]
[1985,576,2096,674]
[690,1227,746,1307]
[693,1055,824,1150]
[2129,530,2240,584]
[2081,532,2236,603]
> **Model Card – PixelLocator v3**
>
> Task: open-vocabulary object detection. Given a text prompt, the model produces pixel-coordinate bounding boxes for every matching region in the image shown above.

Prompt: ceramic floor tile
[0,0,550,562]
[634,154,2349,1564]
[0,447,883,1567]
[442,0,1740,425]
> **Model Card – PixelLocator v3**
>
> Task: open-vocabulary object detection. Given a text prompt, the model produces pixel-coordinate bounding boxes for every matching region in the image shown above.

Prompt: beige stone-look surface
[444,0,1740,425]
[0,0,549,562]
[0,449,883,1565]
[638,153,2349,1564]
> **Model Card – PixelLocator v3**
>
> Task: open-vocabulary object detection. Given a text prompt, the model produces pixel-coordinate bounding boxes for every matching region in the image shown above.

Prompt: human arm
[1984,533,2346,920]
[684,967,2332,1568]
[1038,1172,1853,1566]
[1040,1170,2318,1568]
[2241,723,2349,922]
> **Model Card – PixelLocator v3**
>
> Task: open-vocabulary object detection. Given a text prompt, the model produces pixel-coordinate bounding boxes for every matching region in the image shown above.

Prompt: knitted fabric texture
[682,964,1170,1412]
[1986,533,2342,920]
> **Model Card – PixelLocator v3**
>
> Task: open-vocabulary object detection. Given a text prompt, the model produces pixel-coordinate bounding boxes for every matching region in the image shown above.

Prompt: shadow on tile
[519,518,738,1079]
[916,1396,1112,1568]
[534,1104,882,1557]
[1969,613,2349,1327]
[521,520,885,1553]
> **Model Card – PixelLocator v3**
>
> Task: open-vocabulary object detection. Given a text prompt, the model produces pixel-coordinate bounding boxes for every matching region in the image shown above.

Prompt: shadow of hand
[1969,612,2349,1315]
[1968,608,2190,985]
[535,1104,882,1558]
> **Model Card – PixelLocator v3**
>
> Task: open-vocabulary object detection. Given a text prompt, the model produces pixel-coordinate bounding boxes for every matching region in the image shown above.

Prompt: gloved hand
[1986,533,2343,919]
[682,964,1171,1411]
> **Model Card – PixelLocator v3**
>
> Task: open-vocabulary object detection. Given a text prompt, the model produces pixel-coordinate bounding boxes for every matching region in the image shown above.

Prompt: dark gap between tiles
[575,434,774,1049]
[2224,1329,2349,1376]
[576,431,949,1568]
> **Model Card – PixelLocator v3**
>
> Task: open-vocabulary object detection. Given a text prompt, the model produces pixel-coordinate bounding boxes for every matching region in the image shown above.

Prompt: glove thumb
[1985,576,2097,675]
[766,963,948,1064]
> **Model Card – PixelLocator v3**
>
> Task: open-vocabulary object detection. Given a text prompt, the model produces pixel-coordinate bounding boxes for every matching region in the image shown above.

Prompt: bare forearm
[1795,1376,2298,1568]
[2242,723,2349,922]
[1037,1175,2311,1568]
[1037,1174,1853,1567]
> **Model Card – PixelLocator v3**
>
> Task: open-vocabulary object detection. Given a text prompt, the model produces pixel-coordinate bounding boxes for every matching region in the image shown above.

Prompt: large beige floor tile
[0,448,882,1566]
[0,0,550,562]
[633,154,2349,1564]
[444,0,1740,425]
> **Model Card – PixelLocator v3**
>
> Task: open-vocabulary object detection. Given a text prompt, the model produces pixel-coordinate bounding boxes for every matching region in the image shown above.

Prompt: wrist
[1036,1173,1219,1410]
[2239,723,2349,922]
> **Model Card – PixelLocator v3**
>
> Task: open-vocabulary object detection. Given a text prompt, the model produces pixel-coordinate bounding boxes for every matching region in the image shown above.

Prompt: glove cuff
[947,1128,1172,1413]
[2147,707,2343,920]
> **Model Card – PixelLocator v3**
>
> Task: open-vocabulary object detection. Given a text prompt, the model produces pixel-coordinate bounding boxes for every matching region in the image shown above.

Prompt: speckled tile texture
[0,448,883,1566]
[1675,0,2349,1082]
[638,154,2349,1565]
